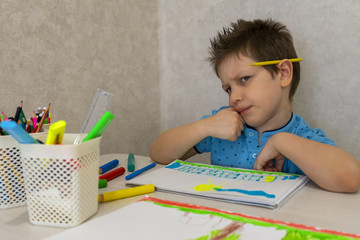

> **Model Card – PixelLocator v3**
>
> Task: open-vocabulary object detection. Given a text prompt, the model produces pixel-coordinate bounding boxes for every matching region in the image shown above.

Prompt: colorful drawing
[127,160,310,208]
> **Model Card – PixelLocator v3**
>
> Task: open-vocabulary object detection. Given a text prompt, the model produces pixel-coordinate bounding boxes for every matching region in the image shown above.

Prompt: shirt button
[252,153,257,159]
[249,132,254,137]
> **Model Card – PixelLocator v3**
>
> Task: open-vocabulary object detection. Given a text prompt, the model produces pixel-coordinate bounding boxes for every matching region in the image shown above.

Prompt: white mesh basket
[20,134,100,227]
[0,135,27,209]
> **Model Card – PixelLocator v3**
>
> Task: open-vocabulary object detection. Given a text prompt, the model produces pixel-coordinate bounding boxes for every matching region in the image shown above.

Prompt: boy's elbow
[339,163,360,193]
[149,143,170,165]
[347,170,360,193]
[149,144,161,163]
[342,175,360,193]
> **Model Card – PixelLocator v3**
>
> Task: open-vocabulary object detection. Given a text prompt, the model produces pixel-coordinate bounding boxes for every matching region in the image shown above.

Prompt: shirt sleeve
[300,128,336,146]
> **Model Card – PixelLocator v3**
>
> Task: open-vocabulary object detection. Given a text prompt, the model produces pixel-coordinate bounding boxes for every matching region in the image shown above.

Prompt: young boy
[150,19,360,193]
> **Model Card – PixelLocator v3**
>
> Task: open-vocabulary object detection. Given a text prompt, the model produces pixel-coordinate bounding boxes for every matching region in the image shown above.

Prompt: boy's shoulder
[290,113,336,146]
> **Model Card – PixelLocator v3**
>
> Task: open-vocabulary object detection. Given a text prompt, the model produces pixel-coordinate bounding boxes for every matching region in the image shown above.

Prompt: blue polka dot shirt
[194,106,335,175]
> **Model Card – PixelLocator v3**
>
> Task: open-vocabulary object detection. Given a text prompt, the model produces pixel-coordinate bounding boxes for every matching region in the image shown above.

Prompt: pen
[0,121,39,144]
[249,58,302,66]
[14,100,23,122]
[45,120,66,145]
[99,159,119,174]
[125,162,156,181]
[99,167,125,181]
[99,179,108,188]
[1,112,9,121]
[82,111,114,143]
[98,184,155,203]
[127,153,135,172]
[35,103,51,133]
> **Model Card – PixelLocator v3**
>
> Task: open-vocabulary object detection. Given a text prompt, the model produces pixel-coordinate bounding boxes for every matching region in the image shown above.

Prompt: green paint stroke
[148,200,357,240]
[174,160,300,177]
[190,229,241,240]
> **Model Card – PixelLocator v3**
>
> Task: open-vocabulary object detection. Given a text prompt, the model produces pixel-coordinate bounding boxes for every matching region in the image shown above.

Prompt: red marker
[99,167,125,181]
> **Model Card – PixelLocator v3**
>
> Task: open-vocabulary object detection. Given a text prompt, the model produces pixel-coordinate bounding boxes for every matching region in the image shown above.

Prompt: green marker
[128,153,135,172]
[99,179,107,188]
[82,111,114,143]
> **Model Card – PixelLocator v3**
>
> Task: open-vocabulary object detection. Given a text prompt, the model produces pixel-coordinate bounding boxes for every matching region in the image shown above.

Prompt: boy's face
[218,53,291,133]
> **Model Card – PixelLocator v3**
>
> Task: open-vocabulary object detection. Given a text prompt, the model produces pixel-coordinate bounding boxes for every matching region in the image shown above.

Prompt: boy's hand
[254,136,285,172]
[206,107,245,141]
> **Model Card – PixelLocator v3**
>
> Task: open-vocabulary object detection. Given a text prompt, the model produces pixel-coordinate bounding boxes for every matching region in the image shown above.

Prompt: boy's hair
[208,19,300,101]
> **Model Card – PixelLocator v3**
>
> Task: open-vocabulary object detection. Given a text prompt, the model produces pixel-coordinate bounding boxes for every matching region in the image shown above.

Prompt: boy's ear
[278,59,293,88]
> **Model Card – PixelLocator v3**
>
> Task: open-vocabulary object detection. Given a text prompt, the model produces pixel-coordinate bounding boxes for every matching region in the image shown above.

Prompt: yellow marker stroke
[264,176,277,182]
[193,179,225,192]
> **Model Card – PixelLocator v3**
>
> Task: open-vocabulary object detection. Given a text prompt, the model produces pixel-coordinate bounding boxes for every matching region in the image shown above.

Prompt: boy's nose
[229,88,244,104]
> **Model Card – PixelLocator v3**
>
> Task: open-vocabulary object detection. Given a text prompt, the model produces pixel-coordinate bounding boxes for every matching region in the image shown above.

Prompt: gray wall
[1,0,160,156]
[1,1,359,161]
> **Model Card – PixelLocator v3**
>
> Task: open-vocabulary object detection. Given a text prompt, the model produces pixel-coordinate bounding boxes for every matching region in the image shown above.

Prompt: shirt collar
[244,112,295,138]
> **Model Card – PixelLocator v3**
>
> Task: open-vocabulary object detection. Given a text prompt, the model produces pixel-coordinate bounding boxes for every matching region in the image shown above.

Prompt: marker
[45,120,66,144]
[127,153,135,172]
[0,121,39,144]
[99,179,107,188]
[125,162,156,181]
[82,111,114,143]
[99,159,119,174]
[249,58,302,66]
[17,109,27,129]
[98,184,155,203]
[32,111,37,128]
[99,167,125,181]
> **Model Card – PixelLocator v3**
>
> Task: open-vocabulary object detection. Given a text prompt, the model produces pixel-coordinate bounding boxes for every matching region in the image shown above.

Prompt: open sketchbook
[45,196,360,240]
[127,160,309,209]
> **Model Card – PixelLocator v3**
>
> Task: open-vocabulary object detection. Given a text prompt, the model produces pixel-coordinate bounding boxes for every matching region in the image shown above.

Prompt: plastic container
[0,135,27,209]
[20,134,100,227]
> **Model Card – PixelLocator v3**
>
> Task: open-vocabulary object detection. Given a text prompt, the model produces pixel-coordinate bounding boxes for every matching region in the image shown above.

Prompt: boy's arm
[150,108,244,164]
[254,132,360,193]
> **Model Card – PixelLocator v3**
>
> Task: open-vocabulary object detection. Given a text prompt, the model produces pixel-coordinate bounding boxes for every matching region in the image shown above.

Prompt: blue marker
[0,121,39,144]
[99,159,119,174]
[125,162,156,180]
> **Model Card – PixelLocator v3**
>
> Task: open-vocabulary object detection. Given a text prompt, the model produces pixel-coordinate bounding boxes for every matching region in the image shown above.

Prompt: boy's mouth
[237,106,252,115]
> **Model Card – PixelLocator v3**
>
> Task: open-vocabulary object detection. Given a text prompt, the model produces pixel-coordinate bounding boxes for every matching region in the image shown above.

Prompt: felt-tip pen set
[2,99,156,203]
[98,153,157,202]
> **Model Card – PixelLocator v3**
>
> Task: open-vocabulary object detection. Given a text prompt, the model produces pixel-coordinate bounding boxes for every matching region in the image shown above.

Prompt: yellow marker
[45,120,66,144]
[98,184,155,203]
[249,58,302,66]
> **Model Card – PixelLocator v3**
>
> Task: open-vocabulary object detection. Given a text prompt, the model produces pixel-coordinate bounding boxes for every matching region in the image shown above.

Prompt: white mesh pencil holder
[0,135,27,209]
[20,134,100,227]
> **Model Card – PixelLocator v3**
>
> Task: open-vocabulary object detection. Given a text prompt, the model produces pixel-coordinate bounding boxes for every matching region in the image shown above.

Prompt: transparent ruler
[74,88,113,144]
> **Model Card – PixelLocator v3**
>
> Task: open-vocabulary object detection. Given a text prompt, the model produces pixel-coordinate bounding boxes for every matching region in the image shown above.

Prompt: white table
[1,154,359,239]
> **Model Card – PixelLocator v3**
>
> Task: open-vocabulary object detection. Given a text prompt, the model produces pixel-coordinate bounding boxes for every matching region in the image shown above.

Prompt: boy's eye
[225,87,231,94]
[240,76,250,82]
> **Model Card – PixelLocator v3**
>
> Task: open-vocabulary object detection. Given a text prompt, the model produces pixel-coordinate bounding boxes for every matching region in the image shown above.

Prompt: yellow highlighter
[98,184,155,203]
[45,120,66,145]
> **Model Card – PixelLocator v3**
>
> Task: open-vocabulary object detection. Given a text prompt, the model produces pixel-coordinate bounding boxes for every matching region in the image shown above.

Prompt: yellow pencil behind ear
[45,120,66,145]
